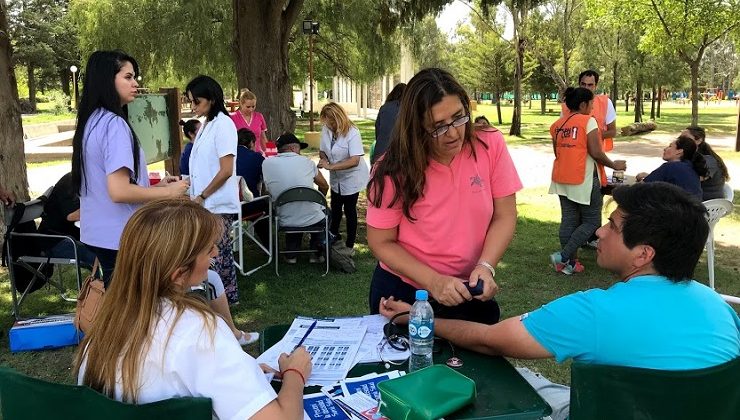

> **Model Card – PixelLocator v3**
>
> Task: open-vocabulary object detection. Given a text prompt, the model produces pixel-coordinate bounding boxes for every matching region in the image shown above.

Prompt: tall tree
[0,1,29,240]
[637,0,740,125]
[234,1,303,137]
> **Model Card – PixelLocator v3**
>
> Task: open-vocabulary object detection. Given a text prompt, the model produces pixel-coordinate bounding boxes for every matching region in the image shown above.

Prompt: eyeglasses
[429,115,470,138]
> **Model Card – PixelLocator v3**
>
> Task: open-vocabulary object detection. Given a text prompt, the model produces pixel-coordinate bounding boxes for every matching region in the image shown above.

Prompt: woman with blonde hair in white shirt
[75,199,312,420]
[318,102,369,253]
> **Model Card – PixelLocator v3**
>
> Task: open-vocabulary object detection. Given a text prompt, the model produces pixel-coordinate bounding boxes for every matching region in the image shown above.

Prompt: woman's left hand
[468,265,499,301]
[317,158,331,170]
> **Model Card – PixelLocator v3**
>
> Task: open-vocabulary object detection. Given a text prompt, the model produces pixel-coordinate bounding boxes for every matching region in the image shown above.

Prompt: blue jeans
[558,175,603,261]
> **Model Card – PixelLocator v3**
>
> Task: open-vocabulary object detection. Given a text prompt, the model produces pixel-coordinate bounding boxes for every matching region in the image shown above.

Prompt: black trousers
[84,244,118,289]
[368,264,501,325]
[330,191,359,248]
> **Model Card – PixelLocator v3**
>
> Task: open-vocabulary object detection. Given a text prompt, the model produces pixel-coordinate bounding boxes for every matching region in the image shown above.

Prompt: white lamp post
[70,65,79,110]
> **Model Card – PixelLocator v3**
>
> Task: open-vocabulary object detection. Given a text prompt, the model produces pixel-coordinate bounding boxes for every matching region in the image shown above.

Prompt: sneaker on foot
[573,260,585,273]
[285,257,297,264]
[560,261,576,275]
[309,255,325,263]
[550,252,565,272]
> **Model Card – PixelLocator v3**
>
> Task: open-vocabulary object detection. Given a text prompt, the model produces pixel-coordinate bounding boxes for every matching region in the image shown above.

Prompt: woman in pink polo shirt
[367,68,522,324]
[230,89,268,154]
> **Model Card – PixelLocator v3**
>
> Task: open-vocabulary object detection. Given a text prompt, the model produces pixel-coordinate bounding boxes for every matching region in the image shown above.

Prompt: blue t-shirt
[644,160,702,199]
[522,275,740,370]
[236,146,265,197]
[180,142,193,176]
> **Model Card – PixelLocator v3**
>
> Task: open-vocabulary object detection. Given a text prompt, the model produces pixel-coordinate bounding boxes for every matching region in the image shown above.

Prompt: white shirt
[262,152,325,227]
[319,126,369,195]
[78,303,277,420]
[605,98,616,125]
[189,112,240,214]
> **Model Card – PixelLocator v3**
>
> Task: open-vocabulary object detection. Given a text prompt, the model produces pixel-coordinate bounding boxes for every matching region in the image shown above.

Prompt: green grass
[21,102,76,125]
[1,186,738,387]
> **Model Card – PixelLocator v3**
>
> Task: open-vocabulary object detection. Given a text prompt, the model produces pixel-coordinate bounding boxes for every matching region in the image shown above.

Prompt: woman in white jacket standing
[185,75,241,305]
[318,103,369,253]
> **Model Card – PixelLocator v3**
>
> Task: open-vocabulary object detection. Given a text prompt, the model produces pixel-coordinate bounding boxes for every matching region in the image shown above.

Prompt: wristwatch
[198,193,207,200]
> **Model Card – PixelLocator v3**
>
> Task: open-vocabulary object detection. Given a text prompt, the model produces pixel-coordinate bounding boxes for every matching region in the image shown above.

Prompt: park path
[26,132,740,194]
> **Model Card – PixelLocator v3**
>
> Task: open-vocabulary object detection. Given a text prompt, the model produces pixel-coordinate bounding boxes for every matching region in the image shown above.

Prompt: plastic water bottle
[408,289,434,372]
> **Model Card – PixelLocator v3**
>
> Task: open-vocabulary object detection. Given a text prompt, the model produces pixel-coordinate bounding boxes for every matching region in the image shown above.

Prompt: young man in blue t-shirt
[380,182,740,416]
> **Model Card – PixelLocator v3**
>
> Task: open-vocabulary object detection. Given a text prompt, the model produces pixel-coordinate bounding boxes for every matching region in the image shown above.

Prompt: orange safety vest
[550,113,608,186]
[560,94,614,151]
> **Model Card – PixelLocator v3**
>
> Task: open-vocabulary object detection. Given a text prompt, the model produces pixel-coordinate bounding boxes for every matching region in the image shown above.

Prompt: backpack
[2,201,54,294]
[329,241,356,274]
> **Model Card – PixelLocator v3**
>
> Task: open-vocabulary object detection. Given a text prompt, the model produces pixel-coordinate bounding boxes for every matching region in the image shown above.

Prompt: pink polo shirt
[367,129,522,288]
[230,111,267,154]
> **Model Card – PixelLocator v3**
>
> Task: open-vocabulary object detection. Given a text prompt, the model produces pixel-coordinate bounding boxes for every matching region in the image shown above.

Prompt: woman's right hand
[635,172,649,182]
[164,180,190,197]
[431,275,472,306]
[278,347,313,381]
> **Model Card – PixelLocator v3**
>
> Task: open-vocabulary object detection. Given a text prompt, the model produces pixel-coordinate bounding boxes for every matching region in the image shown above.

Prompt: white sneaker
[284,257,297,264]
[309,255,325,263]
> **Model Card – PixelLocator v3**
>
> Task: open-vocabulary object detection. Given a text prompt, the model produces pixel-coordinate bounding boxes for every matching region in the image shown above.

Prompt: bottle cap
[415,290,428,301]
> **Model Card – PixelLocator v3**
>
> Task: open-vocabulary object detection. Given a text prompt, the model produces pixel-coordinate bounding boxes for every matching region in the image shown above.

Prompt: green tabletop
[261,324,551,420]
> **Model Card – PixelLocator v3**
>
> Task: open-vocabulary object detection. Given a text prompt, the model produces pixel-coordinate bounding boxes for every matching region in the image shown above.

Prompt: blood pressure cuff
[377,365,476,420]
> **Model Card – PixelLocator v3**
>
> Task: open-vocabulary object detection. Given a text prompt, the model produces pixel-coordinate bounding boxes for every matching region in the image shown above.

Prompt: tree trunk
[611,61,618,106]
[689,60,700,126]
[510,35,524,136]
[26,64,37,112]
[625,92,629,113]
[657,85,662,118]
[495,91,502,125]
[0,2,30,242]
[539,91,546,114]
[59,68,70,97]
[528,93,532,109]
[233,0,304,138]
[634,82,642,123]
[650,84,656,120]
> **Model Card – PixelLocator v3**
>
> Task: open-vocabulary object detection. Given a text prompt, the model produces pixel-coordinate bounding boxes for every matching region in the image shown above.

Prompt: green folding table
[262,324,552,419]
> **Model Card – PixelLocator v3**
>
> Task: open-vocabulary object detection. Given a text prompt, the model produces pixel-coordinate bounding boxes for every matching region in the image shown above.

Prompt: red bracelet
[281,368,305,385]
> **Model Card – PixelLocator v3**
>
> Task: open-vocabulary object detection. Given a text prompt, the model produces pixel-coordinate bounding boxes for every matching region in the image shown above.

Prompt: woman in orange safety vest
[549,87,626,275]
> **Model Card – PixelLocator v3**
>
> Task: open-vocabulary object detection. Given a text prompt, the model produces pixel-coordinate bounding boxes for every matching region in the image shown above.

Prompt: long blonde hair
[320,102,354,137]
[74,198,223,403]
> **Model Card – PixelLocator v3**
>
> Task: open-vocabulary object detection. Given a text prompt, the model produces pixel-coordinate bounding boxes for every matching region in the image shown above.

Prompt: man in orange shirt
[577,70,617,151]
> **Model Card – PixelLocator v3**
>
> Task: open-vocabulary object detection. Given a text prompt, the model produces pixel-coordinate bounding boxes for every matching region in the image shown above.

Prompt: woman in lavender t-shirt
[71,50,189,286]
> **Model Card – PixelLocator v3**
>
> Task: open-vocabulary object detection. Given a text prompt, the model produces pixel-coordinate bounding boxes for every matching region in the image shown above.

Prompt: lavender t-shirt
[80,108,148,250]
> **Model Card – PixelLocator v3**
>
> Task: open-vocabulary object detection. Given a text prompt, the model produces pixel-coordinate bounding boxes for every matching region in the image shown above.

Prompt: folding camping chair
[231,178,272,276]
[3,189,86,320]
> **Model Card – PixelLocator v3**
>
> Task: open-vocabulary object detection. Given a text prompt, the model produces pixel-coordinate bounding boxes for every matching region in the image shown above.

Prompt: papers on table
[303,371,402,420]
[258,315,410,387]
[257,317,368,386]
[355,315,410,364]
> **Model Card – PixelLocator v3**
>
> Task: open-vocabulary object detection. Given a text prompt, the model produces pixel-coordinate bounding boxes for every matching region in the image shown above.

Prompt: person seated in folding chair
[380,182,740,420]
[37,172,97,266]
[236,128,269,245]
[262,132,330,264]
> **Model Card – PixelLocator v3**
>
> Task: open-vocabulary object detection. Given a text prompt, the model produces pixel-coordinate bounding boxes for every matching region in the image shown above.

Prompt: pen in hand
[293,319,317,352]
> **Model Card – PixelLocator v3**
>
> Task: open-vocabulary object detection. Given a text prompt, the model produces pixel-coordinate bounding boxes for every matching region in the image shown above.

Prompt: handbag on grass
[377,365,476,420]
[74,259,104,334]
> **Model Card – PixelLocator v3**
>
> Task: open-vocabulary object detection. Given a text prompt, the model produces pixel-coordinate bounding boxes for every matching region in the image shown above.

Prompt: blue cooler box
[9,314,81,352]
